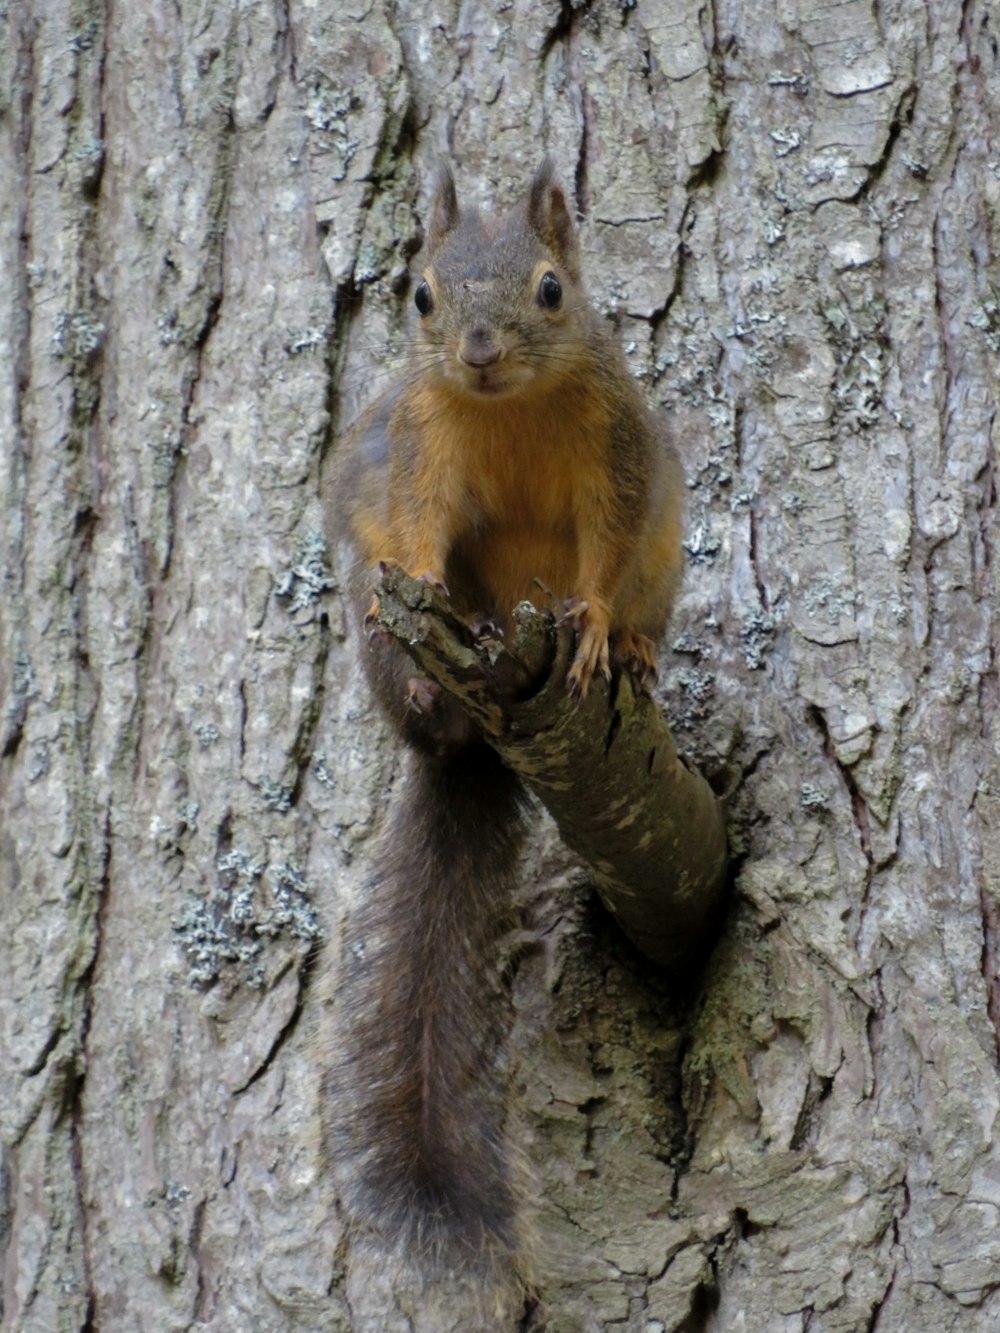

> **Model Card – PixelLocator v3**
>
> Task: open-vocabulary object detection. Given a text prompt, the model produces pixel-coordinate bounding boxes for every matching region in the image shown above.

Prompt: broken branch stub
[374,565,728,973]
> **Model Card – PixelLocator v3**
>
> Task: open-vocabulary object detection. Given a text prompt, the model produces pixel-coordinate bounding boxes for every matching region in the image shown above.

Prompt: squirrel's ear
[427,164,460,253]
[528,157,580,279]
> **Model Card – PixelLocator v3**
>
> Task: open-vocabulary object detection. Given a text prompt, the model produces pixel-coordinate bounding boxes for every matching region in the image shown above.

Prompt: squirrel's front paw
[415,570,450,597]
[405,677,442,716]
[614,629,658,691]
[562,597,612,703]
[363,594,394,647]
[405,676,474,754]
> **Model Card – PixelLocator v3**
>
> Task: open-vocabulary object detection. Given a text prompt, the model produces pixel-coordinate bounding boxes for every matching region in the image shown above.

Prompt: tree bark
[2,1,999,1331]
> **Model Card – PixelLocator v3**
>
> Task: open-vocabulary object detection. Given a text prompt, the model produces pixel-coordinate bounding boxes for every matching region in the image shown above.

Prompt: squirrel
[323,159,684,1281]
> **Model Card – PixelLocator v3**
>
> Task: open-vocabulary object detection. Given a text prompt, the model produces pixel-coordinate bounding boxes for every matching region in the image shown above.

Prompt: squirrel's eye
[538,271,562,311]
[414,281,433,316]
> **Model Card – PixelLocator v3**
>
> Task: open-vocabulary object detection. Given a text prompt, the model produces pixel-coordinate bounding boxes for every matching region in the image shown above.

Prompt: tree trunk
[2,1,998,1331]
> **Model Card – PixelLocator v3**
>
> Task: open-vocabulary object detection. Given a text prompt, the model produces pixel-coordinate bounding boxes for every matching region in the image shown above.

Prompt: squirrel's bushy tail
[327,742,530,1269]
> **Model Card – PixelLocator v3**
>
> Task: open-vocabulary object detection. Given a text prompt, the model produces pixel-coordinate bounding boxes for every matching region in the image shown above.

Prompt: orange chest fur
[392,384,612,613]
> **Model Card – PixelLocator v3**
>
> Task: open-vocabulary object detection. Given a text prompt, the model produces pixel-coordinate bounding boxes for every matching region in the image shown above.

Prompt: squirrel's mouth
[456,368,506,396]
[448,361,525,398]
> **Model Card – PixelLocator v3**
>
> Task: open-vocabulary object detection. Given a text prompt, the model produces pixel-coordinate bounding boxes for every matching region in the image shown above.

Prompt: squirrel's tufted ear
[528,157,580,279]
[426,164,460,254]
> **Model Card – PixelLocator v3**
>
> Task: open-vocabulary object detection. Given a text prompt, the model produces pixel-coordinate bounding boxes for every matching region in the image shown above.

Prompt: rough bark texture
[2,2,999,1331]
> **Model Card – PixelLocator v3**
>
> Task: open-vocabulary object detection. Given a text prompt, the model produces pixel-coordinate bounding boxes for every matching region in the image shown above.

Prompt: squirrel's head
[410,160,592,400]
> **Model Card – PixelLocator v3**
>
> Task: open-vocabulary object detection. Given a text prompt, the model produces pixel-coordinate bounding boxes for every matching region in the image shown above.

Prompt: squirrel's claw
[557,595,588,630]
[364,595,393,646]
[415,570,450,597]
[404,676,475,754]
[615,630,659,692]
[563,597,611,702]
[470,616,503,641]
[405,677,441,715]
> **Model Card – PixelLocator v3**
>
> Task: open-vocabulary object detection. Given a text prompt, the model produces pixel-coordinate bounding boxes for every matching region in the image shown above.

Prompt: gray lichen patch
[274,529,337,618]
[51,308,106,360]
[256,774,293,814]
[969,297,1000,353]
[672,668,717,728]
[683,520,722,565]
[800,782,829,813]
[741,609,776,670]
[173,848,322,988]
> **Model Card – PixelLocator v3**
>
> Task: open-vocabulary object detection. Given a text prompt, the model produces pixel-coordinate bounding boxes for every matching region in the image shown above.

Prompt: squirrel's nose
[459,331,501,368]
